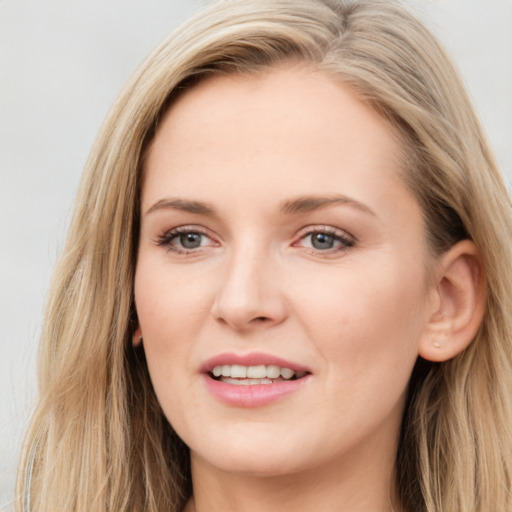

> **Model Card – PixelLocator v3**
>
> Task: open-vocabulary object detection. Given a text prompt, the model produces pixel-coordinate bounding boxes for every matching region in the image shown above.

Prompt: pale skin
[134,64,485,512]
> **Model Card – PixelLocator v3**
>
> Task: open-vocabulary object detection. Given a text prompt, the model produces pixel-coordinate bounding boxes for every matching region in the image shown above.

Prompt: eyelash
[293,225,355,256]
[155,225,355,256]
[155,226,216,254]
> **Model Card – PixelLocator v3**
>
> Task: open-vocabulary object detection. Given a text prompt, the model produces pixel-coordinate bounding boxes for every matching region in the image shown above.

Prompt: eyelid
[154,224,219,253]
[154,223,355,256]
[293,225,355,252]
[295,224,355,241]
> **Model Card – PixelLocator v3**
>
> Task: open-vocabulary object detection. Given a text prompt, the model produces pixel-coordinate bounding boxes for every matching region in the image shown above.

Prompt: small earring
[133,328,143,346]
[433,341,442,348]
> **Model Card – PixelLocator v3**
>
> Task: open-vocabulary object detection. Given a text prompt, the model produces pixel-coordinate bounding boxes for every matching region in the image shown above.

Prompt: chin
[187,426,311,477]
[198,451,305,478]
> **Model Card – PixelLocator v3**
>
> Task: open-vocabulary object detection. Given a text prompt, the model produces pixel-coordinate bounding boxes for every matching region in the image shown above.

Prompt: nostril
[254,316,268,322]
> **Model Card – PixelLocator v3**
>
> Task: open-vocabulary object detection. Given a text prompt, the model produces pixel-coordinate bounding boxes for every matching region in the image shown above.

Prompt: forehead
[149,64,403,159]
[142,64,413,220]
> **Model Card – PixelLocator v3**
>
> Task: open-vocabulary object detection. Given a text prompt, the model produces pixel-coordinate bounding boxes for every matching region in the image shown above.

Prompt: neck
[185,445,402,512]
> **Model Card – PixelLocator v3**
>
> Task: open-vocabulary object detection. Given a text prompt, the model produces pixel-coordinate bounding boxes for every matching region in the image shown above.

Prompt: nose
[211,244,288,331]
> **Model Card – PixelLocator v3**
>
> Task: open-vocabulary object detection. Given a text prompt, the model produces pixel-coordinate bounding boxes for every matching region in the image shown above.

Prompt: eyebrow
[146,198,216,216]
[145,194,375,217]
[281,194,376,216]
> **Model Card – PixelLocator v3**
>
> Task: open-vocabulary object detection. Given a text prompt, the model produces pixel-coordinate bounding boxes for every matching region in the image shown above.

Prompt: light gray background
[1,1,511,510]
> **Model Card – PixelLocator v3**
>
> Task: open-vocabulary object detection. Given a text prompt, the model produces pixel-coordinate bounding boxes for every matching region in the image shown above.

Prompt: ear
[132,325,143,346]
[419,240,486,362]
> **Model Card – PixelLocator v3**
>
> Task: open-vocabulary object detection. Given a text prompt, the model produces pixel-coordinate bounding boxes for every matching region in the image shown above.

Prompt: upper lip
[200,352,311,374]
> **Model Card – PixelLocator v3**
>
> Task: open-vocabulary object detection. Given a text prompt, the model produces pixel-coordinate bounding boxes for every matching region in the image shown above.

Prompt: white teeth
[223,378,274,385]
[230,365,247,378]
[266,365,281,379]
[211,364,305,381]
[280,368,294,379]
[246,365,266,378]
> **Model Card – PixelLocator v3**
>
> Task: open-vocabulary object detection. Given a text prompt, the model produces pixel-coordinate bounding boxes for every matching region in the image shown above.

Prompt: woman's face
[135,65,437,479]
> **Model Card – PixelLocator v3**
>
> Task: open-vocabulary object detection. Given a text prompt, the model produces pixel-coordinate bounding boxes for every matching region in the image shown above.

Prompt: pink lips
[201,352,311,408]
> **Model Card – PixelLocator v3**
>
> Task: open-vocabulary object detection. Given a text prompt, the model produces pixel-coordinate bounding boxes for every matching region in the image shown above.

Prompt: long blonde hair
[17,1,512,511]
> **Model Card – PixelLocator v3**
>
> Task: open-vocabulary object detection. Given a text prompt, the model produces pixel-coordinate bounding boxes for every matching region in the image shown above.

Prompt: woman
[16,0,512,511]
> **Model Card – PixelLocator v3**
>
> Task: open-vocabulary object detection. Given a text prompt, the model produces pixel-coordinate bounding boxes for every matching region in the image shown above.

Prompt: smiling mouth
[209,364,308,385]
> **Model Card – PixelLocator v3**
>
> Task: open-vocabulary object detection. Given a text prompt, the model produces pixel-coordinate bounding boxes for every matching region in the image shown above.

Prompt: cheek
[292,258,427,367]
[294,266,425,436]
[135,263,211,342]
[134,265,198,392]
[134,265,205,418]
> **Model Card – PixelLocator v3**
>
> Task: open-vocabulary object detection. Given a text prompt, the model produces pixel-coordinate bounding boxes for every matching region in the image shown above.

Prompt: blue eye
[309,232,336,250]
[298,227,354,253]
[179,232,204,249]
[156,227,215,253]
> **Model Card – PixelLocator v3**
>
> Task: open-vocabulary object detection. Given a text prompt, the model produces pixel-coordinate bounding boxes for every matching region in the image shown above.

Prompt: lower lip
[202,374,311,407]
